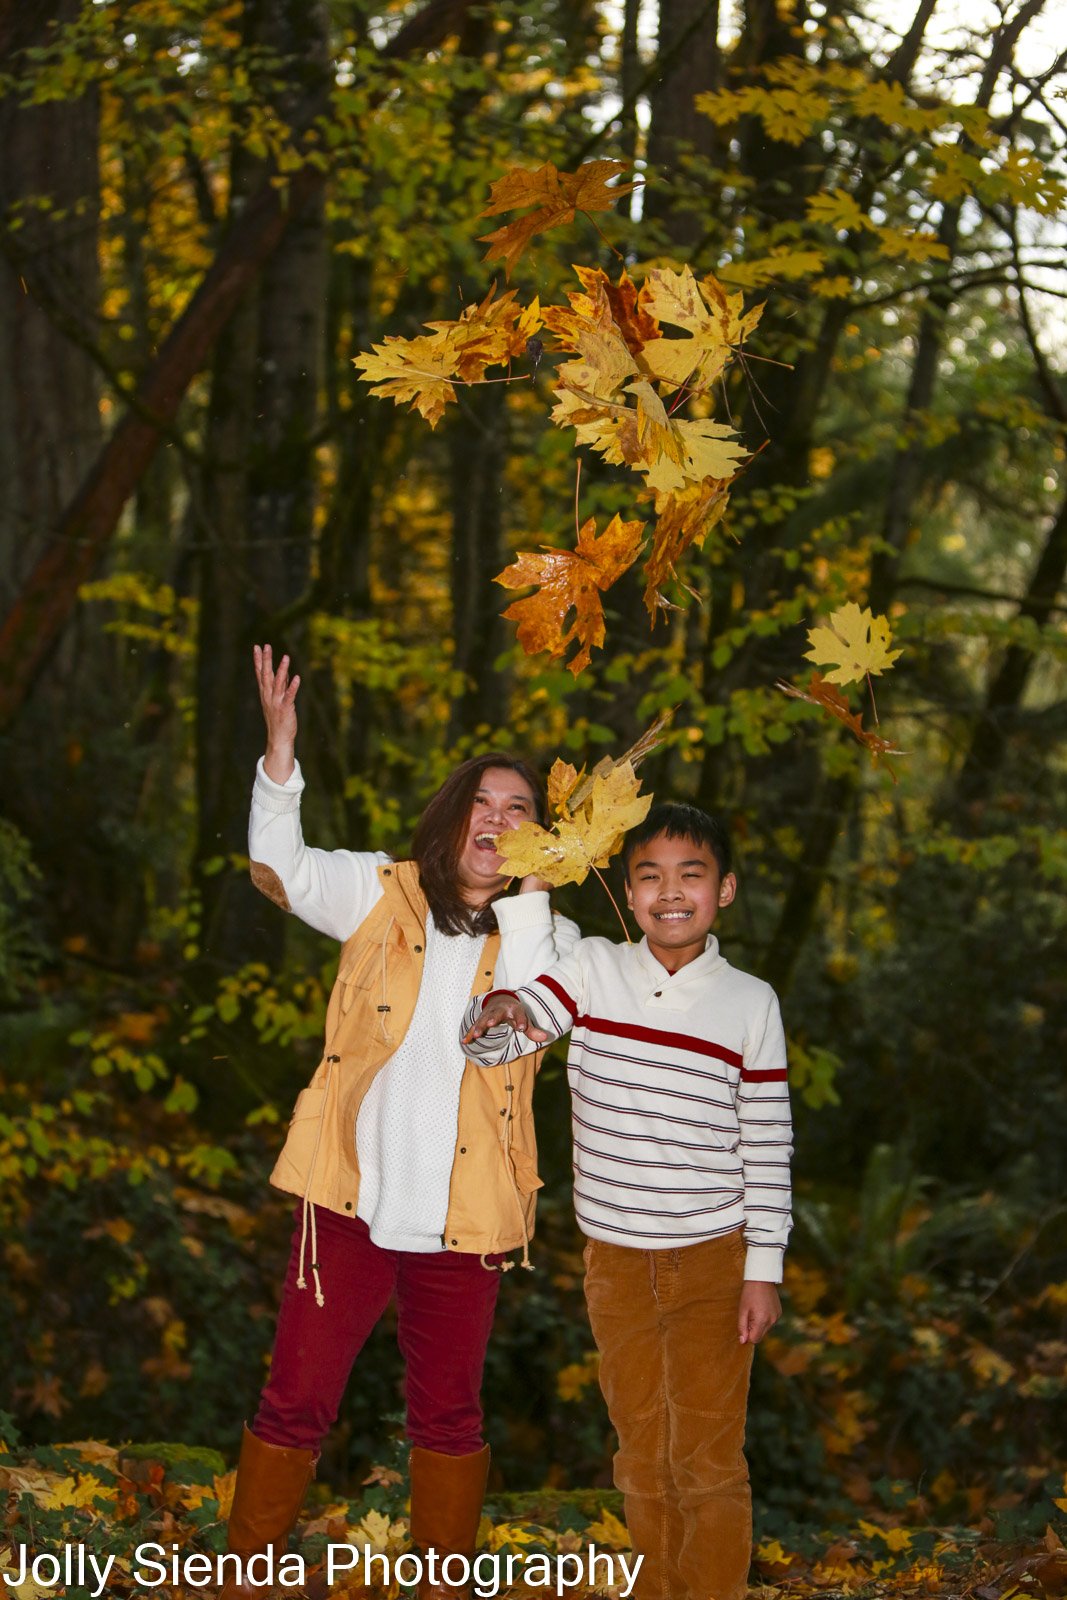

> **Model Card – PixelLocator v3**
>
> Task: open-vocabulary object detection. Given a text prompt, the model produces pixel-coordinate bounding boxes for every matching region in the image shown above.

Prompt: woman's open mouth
[473,832,502,854]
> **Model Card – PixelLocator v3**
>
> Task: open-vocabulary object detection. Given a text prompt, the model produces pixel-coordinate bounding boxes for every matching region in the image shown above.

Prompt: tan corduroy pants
[584,1228,754,1600]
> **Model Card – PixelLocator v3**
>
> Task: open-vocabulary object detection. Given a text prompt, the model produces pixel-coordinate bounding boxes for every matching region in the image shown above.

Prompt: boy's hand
[738,1281,781,1345]
[519,874,553,894]
[464,993,550,1044]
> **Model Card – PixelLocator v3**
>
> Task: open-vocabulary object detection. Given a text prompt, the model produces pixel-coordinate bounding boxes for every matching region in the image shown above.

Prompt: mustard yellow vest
[270,860,543,1261]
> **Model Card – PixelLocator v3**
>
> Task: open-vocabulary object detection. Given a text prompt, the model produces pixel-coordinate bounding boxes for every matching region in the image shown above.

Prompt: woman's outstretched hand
[254,643,300,784]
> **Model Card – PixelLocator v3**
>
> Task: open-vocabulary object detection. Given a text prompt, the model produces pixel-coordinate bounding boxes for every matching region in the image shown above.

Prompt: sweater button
[653,990,662,998]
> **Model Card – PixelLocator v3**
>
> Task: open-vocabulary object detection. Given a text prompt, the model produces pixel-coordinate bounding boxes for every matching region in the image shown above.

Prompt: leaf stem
[867,671,880,725]
[574,457,582,541]
[592,865,632,943]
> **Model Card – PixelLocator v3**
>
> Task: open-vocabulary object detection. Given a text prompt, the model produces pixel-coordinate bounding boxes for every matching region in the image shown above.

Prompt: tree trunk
[0,0,476,735]
[194,0,330,970]
[644,0,722,250]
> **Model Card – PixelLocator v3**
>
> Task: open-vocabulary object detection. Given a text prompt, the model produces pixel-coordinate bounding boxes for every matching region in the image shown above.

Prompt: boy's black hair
[622,801,732,879]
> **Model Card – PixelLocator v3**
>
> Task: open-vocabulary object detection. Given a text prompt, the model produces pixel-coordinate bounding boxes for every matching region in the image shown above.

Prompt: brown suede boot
[409,1444,490,1599]
[218,1425,316,1600]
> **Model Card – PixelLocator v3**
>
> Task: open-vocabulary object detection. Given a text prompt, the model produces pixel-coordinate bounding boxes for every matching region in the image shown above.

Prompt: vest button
[459,1146,467,1154]
[344,1201,352,1211]
[383,868,391,875]
[499,1108,506,1117]
[414,943,423,953]
[450,1238,458,1246]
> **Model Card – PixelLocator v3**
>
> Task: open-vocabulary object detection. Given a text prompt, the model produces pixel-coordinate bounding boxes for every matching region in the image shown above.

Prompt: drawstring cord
[296,1057,333,1307]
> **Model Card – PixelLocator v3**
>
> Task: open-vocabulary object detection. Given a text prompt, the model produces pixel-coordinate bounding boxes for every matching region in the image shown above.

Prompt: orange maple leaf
[479,160,634,276]
[496,514,646,674]
[777,672,904,767]
[643,479,732,621]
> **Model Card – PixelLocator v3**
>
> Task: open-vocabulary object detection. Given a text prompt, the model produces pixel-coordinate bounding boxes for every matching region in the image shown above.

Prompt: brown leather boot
[409,1444,490,1599]
[218,1425,316,1600]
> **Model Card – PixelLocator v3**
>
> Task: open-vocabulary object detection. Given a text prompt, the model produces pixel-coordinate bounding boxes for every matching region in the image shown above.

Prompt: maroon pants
[254,1206,502,1456]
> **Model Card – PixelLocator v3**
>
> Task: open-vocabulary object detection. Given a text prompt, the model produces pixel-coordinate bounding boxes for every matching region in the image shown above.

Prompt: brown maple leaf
[496,513,646,675]
[479,160,634,277]
[643,479,732,621]
[571,266,660,355]
[777,672,905,768]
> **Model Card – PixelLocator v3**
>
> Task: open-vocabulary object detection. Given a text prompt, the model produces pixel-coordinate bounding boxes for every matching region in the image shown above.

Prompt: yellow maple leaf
[214,1467,236,1520]
[496,514,646,675]
[496,761,652,887]
[803,603,902,685]
[638,266,763,394]
[353,286,541,427]
[584,1507,632,1549]
[479,160,633,276]
[806,189,870,233]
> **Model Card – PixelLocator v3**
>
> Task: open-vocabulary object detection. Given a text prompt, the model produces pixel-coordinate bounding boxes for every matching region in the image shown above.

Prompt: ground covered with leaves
[1,1438,1065,1600]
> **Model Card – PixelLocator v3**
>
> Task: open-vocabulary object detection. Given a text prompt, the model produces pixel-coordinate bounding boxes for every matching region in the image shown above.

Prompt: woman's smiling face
[455,767,538,905]
[625,831,737,970]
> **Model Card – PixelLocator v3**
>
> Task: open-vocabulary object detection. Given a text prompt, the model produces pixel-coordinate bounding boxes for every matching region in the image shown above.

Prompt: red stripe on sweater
[573,1013,743,1070]
[539,973,578,1019]
[740,1067,788,1082]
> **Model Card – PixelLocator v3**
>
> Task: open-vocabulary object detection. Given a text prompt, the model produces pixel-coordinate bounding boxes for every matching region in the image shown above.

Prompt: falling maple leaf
[496,513,646,675]
[638,265,764,395]
[479,160,634,276]
[803,601,902,685]
[546,757,581,815]
[642,479,731,620]
[570,266,660,354]
[545,269,750,494]
[777,673,905,767]
[496,760,652,887]
[353,286,541,427]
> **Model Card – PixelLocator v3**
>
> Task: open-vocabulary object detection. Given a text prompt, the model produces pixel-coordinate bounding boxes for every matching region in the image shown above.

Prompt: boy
[461,803,792,1600]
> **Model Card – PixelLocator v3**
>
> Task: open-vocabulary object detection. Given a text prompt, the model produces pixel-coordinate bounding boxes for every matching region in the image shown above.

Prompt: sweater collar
[635,933,725,987]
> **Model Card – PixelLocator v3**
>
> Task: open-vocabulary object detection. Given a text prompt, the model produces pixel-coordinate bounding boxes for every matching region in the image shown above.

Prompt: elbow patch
[250,860,291,912]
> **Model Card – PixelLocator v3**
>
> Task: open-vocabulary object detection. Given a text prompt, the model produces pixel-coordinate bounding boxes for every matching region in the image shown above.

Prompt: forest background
[1,0,1066,1588]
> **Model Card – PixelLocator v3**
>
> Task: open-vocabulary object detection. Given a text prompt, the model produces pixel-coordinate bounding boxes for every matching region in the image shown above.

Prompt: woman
[223,644,577,1599]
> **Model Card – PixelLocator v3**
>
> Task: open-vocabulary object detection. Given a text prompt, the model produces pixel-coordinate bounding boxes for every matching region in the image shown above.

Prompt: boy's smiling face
[625,831,737,972]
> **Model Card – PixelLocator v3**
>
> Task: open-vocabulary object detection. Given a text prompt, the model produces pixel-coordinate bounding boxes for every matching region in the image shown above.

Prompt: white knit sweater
[248,759,580,1250]
[464,898,793,1282]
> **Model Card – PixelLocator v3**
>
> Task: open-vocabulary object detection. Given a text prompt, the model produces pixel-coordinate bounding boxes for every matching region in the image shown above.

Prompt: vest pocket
[509,1147,544,1195]
[279,1085,328,1179]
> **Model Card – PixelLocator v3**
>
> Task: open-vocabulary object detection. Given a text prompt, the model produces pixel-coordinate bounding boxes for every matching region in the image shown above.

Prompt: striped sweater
[461,906,793,1282]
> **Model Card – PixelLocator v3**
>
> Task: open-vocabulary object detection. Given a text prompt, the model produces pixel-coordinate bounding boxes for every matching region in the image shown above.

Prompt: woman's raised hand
[253,643,300,784]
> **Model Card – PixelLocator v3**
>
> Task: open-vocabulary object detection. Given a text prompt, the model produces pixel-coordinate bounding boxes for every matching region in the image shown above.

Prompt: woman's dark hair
[410,753,547,936]
[621,801,732,879]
